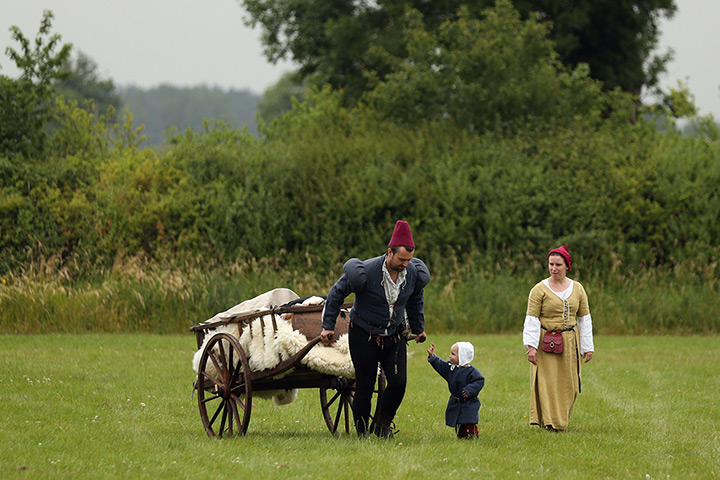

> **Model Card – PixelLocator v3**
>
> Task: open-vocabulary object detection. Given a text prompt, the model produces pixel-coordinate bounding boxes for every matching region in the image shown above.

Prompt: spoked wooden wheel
[320,376,354,435]
[320,367,386,435]
[197,333,252,437]
[368,367,386,433]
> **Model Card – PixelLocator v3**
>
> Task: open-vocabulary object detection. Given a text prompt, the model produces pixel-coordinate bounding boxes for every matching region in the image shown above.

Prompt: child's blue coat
[428,354,485,427]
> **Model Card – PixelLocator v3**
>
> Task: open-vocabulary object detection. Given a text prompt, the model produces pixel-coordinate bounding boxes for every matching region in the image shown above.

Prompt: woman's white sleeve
[523,315,541,349]
[577,313,594,354]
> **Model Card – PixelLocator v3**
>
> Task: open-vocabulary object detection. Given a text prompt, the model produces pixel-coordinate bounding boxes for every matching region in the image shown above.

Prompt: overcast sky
[0,0,294,94]
[1,0,719,117]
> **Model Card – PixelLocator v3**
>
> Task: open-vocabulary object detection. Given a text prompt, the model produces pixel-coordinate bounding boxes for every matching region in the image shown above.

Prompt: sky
[1,0,719,117]
[0,0,294,94]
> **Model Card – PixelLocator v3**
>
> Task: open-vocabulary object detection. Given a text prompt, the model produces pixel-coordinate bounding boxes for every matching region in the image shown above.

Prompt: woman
[523,245,594,431]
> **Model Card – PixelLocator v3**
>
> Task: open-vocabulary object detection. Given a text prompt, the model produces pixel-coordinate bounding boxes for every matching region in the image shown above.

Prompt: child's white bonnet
[457,341,474,366]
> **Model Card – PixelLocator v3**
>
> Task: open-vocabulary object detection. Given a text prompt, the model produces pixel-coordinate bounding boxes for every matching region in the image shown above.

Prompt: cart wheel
[197,333,252,437]
[320,377,353,435]
[320,367,386,435]
[368,367,386,433]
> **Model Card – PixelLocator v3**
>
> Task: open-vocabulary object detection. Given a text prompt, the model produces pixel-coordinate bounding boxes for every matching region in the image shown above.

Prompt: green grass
[1,334,718,479]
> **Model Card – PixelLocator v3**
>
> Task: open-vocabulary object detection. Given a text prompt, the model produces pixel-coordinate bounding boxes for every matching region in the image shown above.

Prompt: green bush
[2,87,720,279]
[364,3,607,133]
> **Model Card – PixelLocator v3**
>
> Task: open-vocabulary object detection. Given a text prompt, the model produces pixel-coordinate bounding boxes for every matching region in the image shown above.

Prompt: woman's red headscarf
[548,245,572,271]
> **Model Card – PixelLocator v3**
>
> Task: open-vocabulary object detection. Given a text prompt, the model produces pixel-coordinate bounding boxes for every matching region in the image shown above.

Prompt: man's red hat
[388,220,415,248]
[548,245,572,271]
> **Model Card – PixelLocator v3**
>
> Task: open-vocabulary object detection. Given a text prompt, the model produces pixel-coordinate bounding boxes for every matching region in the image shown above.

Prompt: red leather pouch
[541,330,564,354]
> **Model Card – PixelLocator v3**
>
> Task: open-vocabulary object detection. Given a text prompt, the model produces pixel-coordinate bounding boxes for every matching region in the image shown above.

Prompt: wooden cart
[190,302,386,437]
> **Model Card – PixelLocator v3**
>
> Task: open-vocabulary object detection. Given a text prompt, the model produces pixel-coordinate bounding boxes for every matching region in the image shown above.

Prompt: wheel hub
[215,384,230,399]
[336,376,352,393]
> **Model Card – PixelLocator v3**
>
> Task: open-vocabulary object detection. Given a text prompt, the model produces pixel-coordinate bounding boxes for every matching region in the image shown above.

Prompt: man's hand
[415,332,427,343]
[320,329,335,345]
[583,351,593,363]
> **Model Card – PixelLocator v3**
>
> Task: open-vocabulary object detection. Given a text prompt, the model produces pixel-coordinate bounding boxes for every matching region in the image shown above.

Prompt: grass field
[1,333,718,479]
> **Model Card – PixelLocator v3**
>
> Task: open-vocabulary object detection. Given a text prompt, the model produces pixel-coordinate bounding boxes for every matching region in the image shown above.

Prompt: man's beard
[388,262,405,272]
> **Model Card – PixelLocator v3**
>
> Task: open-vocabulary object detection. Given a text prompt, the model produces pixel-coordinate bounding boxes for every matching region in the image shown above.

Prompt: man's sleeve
[321,274,352,330]
[405,289,426,334]
[406,259,430,334]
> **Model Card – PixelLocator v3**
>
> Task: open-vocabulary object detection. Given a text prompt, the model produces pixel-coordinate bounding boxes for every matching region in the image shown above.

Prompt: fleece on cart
[192,288,353,405]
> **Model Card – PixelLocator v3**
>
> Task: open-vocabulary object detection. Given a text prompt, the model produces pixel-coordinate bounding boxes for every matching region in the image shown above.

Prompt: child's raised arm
[427,344,451,379]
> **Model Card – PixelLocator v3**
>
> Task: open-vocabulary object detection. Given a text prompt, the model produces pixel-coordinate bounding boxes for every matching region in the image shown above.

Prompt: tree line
[1,4,719,282]
[120,85,261,144]
[242,0,677,108]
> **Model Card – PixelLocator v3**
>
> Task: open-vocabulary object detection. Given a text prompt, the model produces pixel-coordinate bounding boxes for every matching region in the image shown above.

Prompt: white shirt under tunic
[523,278,595,354]
[380,260,407,332]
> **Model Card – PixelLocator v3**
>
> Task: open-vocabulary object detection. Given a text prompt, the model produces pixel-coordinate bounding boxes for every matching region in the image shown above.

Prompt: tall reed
[1,256,718,334]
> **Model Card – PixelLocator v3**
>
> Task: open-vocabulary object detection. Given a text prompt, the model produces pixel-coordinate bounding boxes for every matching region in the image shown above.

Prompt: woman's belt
[541,325,576,332]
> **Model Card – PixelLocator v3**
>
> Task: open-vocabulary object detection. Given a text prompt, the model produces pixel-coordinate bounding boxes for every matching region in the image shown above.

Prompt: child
[427,342,485,439]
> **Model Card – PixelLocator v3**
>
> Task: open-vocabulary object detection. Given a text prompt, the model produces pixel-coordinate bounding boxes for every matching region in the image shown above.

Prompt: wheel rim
[197,333,252,437]
[320,367,386,435]
[369,367,386,433]
[320,377,354,435]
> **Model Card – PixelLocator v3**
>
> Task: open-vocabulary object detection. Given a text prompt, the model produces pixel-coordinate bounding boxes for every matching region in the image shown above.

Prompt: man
[321,220,430,438]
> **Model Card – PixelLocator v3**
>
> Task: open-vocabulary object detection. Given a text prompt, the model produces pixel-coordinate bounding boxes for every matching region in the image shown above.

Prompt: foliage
[0,10,72,159]
[48,96,112,157]
[644,80,720,142]
[54,50,122,120]
[256,71,308,124]
[1,3,719,336]
[0,93,148,272]
[362,4,608,132]
[1,334,718,478]
[241,0,676,102]
[2,80,720,282]
[119,84,261,144]
[514,0,676,95]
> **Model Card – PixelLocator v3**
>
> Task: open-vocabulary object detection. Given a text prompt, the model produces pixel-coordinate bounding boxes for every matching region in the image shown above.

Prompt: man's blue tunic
[322,254,429,335]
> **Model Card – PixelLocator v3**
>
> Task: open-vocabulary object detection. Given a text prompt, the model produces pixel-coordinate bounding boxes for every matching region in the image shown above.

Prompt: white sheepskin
[271,389,298,406]
[192,295,354,406]
[300,295,325,306]
[193,287,298,377]
[239,315,355,379]
[191,324,239,375]
[238,315,296,374]
[192,320,298,403]
[203,288,300,325]
[274,329,355,379]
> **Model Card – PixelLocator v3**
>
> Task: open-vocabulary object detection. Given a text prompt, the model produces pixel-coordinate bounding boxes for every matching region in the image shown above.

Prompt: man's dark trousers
[348,321,407,433]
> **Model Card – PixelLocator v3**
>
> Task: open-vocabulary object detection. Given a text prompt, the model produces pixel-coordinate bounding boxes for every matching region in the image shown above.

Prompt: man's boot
[373,415,397,439]
[355,417,370,438]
